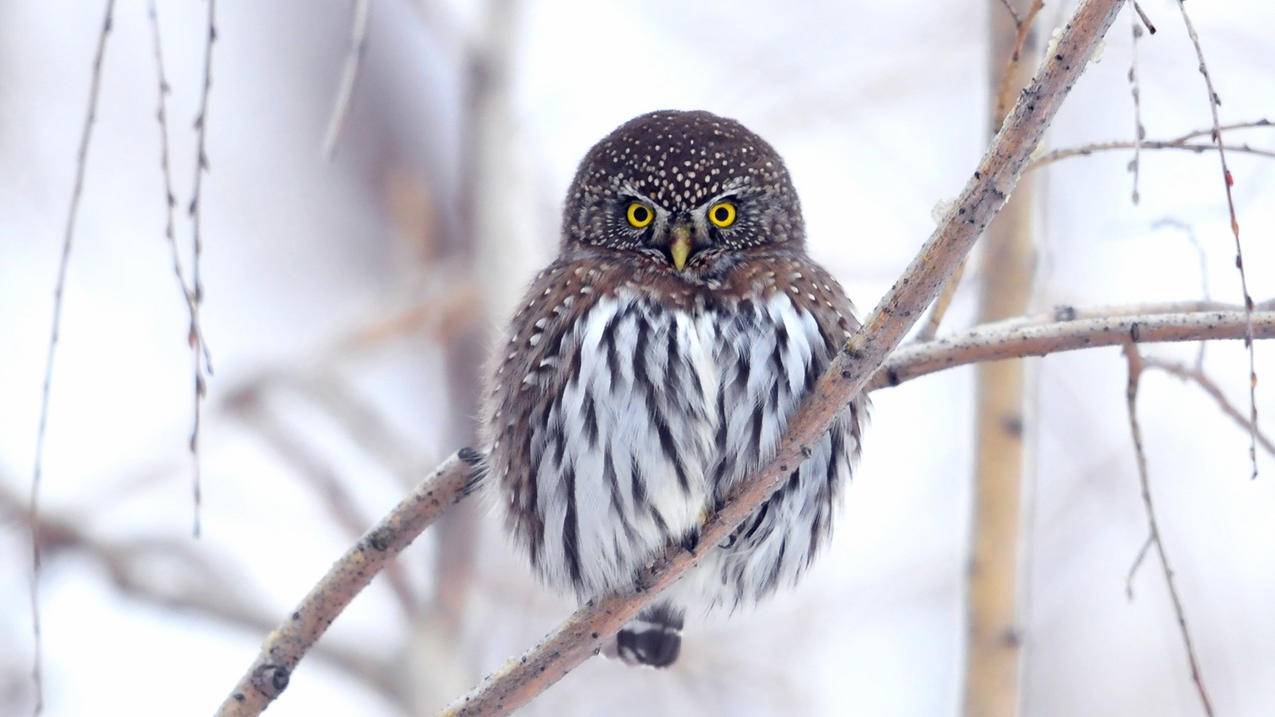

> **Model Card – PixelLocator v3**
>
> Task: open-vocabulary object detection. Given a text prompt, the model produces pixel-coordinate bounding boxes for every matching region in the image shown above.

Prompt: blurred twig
[214,450,481,716]
[28,2,116,711]
[322,0,371,159]
[1122,344,1214,716]
[1142,356,1275,459]
[0,484,405,711]
[1175,0,1259,481]
[224,386,420,618]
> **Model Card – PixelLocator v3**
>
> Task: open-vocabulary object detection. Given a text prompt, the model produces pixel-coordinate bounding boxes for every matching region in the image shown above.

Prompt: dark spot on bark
[1001,413,1024,437]
[291,611,300,621]
[1053,305,1077,321]
[458,446,483,464]
[887,367,901,386]
[1001,628,1022,648]
[367,527,393,551]
[1130,322,1142,342]
[233,693,245,702]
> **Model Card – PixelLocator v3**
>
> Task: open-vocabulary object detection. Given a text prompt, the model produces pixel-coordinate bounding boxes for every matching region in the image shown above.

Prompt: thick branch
[871,309,1274,390]
[442,2,1127,714]
[213,450,480,715]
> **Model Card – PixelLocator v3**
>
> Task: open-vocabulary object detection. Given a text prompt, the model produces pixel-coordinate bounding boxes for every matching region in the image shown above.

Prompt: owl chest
[523,290,826,594]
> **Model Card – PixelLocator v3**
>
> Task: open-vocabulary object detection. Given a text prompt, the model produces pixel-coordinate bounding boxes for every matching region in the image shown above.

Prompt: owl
[480,110,865,668]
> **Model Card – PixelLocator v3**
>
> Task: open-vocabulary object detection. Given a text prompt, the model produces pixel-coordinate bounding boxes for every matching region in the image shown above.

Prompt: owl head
[561,110,805,273]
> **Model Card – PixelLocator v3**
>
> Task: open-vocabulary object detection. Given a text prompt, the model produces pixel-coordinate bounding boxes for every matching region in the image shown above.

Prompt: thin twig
[1031,136,1275,168]
[994,0,1045,121]
[213,449,481,715]
[1127,10,1145,204]
[29,2,115,712]
[1175,0,1259,481]
[187,0,218,536]
[147,0,215,527]
[1131,1,1157,34]
[1143,356,1275,459]
[1124,533,1153,600]
[322,0,372,159]
[1122,344,1214,716]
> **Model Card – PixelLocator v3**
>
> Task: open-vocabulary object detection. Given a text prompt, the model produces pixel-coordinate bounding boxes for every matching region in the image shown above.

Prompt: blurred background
[1,1,1273,715]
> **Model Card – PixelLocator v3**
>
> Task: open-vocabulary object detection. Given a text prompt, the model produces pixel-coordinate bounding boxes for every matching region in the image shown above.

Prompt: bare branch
[146,0,216,541]
[29,2,115,711]
[1031,132,1275,168]
[213,449,481,716]
[1175,0,1260,481]
[1142,356,1275,459]
[439,3,1128,713]
[1122,345,1214,716]
[872,308,1275,390]
[322,0,372,159]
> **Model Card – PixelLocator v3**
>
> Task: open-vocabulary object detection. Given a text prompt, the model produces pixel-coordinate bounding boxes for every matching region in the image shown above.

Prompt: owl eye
[626,202,654,229]
[708,201,736,228]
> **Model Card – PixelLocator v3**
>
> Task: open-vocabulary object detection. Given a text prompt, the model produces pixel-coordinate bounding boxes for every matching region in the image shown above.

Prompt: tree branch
[29,2,116,711]
[1122,345,1214,715]
[440,2,1128,714]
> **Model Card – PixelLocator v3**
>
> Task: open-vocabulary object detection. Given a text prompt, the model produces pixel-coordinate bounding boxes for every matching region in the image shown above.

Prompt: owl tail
[605,601,684,668]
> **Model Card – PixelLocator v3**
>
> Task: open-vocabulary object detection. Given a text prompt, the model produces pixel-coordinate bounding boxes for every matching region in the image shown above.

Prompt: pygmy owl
[480,110,865,668]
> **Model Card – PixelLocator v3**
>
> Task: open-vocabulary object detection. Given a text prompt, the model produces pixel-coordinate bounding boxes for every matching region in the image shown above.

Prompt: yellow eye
[708,201,736,228]
[626,202,654,228]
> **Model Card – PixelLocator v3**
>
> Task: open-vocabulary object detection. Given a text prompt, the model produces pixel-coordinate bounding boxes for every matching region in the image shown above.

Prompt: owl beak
[669,226,693,271]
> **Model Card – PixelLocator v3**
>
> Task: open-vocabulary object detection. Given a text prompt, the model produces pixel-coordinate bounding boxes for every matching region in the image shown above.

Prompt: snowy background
[1,0,1273,715]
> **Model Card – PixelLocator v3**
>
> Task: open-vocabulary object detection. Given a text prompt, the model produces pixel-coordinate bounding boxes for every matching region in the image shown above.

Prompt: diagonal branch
[216,2,1131,713]
[440,2,1129,713]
